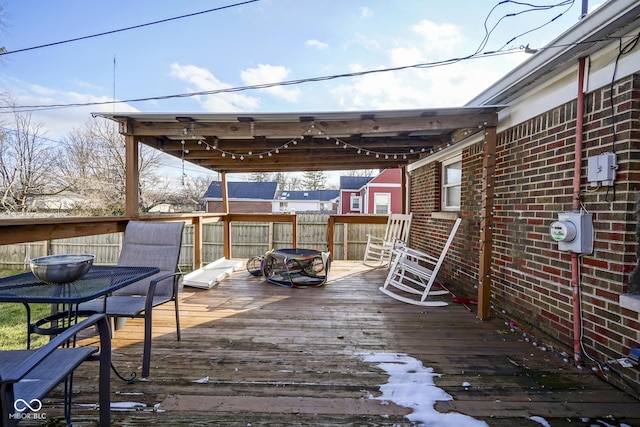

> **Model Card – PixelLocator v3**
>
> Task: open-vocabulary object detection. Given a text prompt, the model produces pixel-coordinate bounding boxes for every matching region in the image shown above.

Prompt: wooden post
[221,172,231,259]
[124,133,139,217]
[401,167,408,214]
[478,126,496,320]
[193,216,203,269]
[327,215,335,260]
[291,214,297,248]
[221,172,230,214]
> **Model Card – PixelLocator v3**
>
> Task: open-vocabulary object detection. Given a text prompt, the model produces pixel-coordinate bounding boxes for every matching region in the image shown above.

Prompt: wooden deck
[44,261,640,426]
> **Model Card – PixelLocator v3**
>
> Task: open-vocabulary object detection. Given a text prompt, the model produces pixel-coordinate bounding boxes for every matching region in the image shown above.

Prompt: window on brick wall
[442,154,462,211]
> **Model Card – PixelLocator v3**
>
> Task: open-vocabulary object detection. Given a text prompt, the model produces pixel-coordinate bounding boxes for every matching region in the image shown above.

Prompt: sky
[0,0,592,186]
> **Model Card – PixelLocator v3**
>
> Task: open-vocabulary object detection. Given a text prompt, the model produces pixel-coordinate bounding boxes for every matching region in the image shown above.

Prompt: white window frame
[441,154,462,211]
[350,195,361,211]
[374,193,391,214]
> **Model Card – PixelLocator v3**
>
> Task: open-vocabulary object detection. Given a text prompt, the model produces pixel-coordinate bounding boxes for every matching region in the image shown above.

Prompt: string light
[176,121,454,162]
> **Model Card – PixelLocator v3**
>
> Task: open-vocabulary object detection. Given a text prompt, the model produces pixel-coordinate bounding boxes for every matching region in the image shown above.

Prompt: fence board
[0,215,388,270]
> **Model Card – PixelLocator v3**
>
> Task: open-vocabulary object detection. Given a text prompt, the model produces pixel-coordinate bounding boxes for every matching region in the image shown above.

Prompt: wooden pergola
[96,108,499,203]
[96,107,501,318]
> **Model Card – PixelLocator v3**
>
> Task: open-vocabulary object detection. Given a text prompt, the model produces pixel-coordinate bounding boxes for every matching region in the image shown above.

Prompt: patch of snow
[529,416,551,426]
[110,401,147,411]
[358,352,489,427]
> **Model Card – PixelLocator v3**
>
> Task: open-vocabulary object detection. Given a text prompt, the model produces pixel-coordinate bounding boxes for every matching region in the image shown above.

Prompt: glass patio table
[0,265,159,347]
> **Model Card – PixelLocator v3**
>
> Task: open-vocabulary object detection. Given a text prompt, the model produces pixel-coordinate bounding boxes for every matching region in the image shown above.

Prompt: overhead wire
[0,0,592,116]
[0,49,520,114]
[0,0,260,56]
[475,0,575,54]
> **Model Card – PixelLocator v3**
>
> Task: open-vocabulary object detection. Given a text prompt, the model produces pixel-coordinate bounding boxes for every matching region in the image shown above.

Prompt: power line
[475,0,575,54]
[0,0,592,115]
[0,0,260,56]
[1,49,520,114]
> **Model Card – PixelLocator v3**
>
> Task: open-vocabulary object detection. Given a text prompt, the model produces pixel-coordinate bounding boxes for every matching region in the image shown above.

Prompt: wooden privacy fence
[0,214,386,271]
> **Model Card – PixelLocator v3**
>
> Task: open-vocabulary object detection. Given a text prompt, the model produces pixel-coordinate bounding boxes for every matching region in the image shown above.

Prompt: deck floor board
[40,261,640,426]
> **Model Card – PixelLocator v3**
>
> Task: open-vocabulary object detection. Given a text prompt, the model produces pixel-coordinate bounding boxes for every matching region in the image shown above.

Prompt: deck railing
[0,214,389,269]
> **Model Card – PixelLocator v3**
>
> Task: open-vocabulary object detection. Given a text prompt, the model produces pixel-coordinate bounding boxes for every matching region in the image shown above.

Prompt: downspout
[572,57,587,366]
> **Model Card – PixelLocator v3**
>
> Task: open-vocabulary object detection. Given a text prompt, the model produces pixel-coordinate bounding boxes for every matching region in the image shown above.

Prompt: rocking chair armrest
[391,238,407,249]
[396,246,439,266]
[365,234,386,244]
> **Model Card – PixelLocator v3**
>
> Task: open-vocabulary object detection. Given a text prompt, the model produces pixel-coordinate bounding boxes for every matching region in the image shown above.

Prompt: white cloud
[328,52,507,111]
[169,63,259,112]
[0,75,139,138]
[360,7,373,18]
[306,39,329,50]
[390,47,426,67]
[411,20,462,55]
[330,64,427,110]
[240,64,300,103]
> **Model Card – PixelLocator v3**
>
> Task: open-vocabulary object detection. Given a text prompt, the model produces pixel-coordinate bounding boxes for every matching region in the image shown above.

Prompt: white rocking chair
[379,218,462,306]
[363,213,413,268]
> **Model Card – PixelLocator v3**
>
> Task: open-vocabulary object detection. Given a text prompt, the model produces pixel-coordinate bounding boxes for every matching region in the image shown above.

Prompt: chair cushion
[79,295,173,317]
[115,221,184,296]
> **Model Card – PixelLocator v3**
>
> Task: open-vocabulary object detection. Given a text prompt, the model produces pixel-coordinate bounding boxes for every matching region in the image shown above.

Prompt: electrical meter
[550,220,577,243]
[550,212,593,254]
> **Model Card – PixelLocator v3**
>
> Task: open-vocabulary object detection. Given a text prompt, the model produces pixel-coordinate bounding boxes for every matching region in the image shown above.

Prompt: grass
[0,269,50,350]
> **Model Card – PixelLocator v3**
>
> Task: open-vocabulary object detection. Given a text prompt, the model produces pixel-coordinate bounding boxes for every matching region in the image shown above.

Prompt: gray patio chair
[79,220,184,378]
[0,313,111,427]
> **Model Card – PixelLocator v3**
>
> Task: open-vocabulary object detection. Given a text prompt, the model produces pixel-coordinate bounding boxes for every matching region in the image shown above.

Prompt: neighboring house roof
[276,190,339,201]
[203,181,278,200]
[339,176,373,191]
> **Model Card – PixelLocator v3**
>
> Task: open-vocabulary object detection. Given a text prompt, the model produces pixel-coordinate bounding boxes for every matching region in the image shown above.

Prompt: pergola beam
[123,113,498,139]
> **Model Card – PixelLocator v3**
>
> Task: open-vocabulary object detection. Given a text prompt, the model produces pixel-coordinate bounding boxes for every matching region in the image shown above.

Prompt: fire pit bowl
[29,254,95,284]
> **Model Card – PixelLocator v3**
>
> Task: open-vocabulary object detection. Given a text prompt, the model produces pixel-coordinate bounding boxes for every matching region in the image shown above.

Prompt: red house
[338,169,403,214]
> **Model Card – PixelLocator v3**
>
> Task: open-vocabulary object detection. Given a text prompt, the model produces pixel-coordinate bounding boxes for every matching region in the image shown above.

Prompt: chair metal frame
[0,313,111,427]
[79,221,184,378]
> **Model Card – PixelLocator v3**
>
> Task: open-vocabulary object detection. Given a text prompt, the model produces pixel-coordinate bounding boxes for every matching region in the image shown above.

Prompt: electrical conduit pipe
[571,57,587,366]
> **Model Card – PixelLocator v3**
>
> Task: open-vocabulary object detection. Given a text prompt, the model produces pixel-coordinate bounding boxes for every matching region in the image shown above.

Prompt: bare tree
[249,172,272,182]
[59,117,166,215]
[301,171,327,190]
[0,110,62,212]
[177,174,212,209]
[346,169,378,177]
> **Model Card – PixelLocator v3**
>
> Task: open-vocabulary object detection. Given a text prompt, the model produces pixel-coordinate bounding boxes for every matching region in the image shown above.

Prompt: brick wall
[409,73,640,389]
